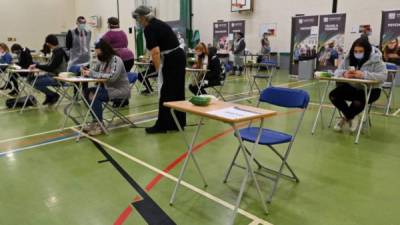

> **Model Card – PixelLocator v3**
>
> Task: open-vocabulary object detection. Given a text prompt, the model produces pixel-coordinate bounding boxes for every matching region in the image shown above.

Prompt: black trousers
[123,59,135,72]
[155,49,186,130]
[329,83,381,120]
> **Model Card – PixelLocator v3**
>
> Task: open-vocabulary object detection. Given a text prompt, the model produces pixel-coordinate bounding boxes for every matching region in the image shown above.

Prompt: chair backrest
[260,86,310,109]
[385,62,398,71]
[127,72,138,84]
[68,65,81,74]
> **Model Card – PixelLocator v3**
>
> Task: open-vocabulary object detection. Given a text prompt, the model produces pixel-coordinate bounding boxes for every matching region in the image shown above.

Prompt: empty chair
[224,86,310,203]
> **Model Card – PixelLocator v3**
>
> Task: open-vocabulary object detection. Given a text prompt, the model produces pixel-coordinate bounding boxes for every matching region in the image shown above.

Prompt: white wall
[193,0,400,53]
[0,0,75,51]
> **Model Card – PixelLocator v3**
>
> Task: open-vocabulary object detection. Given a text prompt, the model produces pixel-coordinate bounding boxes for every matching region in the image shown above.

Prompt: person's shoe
[145,125,167,134]
[8,90,18,96]
[333,118,346,132]
[88,123,104,136]
[47,94,60,106]
[83,122,96,132]
[349,117,360,133]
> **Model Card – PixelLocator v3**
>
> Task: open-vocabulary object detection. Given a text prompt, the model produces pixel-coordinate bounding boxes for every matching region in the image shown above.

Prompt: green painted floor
[0,70,399,225]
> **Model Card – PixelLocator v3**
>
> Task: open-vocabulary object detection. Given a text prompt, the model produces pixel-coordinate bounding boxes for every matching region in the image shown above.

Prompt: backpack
[5,95,37,109]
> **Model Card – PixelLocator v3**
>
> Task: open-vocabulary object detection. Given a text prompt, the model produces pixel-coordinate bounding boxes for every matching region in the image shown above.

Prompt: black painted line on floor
[91,140,176,225]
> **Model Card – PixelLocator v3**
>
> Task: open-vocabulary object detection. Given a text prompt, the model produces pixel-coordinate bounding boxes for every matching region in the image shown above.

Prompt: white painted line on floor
[0,136,76,157]
[73,128,273,225]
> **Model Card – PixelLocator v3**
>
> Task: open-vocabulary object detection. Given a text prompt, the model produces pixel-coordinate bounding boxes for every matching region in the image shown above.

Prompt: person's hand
[343,71,354,78]
[353,70,364,79]
[28,64,36,70]
[82,69,90,77]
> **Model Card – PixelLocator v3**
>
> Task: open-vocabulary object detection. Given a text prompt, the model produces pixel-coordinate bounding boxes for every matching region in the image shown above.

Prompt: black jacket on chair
[205,56,222,86]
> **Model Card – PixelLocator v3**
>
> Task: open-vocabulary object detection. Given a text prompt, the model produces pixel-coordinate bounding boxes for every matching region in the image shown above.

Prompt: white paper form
[206,107,260,120]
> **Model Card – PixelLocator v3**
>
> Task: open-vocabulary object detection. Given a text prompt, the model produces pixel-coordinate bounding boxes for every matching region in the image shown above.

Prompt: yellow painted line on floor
[72,127,273,225]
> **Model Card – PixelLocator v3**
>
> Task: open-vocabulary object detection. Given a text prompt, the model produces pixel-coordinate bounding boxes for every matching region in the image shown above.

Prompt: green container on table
[189,96,212,106]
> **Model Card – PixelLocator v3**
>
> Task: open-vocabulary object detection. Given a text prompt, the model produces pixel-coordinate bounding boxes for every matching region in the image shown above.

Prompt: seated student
[189,47,222,95]
[8,44,33,96]
[0,43,14,90]
[383,38,400,65]
[81,39,130,136]
[137,61,157,95]
[188,42,208,95]
[29,35,68,105]
[329,38,387,132]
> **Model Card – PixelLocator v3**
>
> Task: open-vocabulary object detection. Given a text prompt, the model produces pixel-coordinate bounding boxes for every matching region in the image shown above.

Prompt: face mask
[354,53,364,60]
[78,24,86,31]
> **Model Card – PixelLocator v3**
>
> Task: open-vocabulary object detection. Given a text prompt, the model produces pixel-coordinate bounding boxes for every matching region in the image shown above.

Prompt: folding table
[164,100,277,225]
[186,68,208,95]
[311,74,382,144]
[55,76,107,140]
[134,61,155,95]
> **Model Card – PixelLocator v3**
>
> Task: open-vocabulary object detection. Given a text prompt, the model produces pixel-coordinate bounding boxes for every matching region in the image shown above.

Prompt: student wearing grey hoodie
[330,38,387,132]
[81,39,130,136]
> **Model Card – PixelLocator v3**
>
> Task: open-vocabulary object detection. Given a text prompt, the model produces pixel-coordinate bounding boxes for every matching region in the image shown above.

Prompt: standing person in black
[9,44,33,96]
[132,6,186,134]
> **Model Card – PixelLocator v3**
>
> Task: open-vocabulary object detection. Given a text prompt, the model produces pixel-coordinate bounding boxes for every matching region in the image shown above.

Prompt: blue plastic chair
[251,60,278,93]
[224,86,310,203]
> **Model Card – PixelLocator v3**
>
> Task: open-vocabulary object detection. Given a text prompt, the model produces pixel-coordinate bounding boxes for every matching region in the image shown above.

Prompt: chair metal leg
[328,108,337,128]
[223,145,241,183]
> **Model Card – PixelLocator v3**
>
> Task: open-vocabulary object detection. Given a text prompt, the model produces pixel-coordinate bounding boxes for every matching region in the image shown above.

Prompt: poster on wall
[213,21,230,50]
[229,20,246,35]
[317,13,346,71]
[289,15,319,75]
[231,0,253,12]
[380,10,400,65]
[166,20,187,46]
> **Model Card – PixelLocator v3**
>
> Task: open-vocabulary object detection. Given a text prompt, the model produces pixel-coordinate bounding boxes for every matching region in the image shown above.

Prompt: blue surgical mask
[78,24,86,31]
[354,53,364,60]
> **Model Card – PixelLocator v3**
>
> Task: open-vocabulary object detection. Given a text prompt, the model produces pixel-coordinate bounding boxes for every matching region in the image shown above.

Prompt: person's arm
[4,54,13,64]
[360,61,387,82]
[334,57,348,78]
[36,48,64,72]
[66,30,73,50]
[150,47,161,72]
[89,57,124,82]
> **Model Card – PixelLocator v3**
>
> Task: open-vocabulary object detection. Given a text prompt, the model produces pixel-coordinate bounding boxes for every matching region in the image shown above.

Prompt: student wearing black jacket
[9,44,33,95]
[189,47,222,95]
[29,35,68,105]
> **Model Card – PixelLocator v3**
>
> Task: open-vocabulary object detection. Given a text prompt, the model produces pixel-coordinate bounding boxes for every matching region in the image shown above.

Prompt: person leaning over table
[8,44,33,96]
[188,42,208,95]
[29,35,69,106]
[189,46,222,95]
[0,43,14,90]
[81,39,130,136]
[132,5,186,134]
[329,37,387,133]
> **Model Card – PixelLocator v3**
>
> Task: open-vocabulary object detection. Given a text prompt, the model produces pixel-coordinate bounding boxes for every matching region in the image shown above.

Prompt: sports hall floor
[0,70,399,225]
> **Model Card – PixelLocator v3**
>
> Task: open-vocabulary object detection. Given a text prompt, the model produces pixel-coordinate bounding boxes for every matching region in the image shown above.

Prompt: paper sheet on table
[206,107,259,120]
[64,77,99,82]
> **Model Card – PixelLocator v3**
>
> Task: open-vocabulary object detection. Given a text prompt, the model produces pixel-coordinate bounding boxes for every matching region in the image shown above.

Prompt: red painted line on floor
[114,206,133,225]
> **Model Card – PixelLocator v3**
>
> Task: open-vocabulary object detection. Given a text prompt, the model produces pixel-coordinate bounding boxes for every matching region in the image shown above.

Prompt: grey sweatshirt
[334,47,387,89]
[89,55,131,100]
